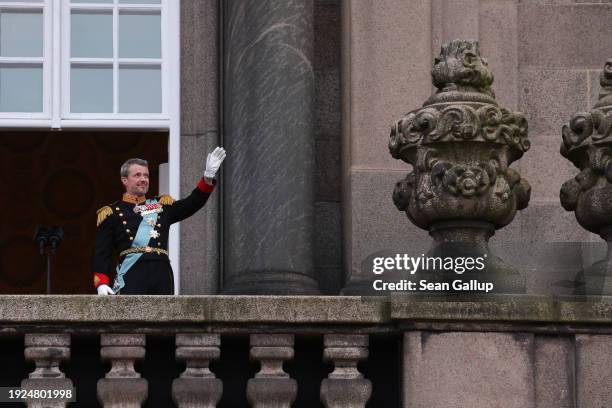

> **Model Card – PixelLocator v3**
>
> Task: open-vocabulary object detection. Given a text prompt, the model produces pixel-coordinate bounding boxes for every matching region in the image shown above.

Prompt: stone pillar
[223,0,320,295]
[22,334,73,408]
[97,334,147,408]
[172,334,223,408]
[180,0,221,295]
[246,334,297,407]
[320,334,371,408]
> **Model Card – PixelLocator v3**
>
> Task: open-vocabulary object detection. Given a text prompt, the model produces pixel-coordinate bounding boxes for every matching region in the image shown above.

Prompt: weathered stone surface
[520,202,593,243]
[520,136,577,202]
[321,334,371,408]
[431,0,479,53]
[179,0,220,296]
[24,333,70,347]
[180,0,218,136]
[518,68,589,136]
[247,334,297,407]
[101,334,145,347]
[0,295,388,323]
[575,334,612,406]
[172,378,222,408]
[98,334,147,407]
[518,4,612,69]
[314,2,341,140]
[315,202,342,268]
[172,334,222,408]
[388,40,530,293]
[590,69,603,109]
[403,331,535,408]
[534,336,574,408]
[559,59,612,295]
[343,170,429,293]
[97,378,148,408]
[316,139,342,202]
[390,294,612,323]
[223,0,319,295]
[344,0,432,170]
[180,134,219,295]
[3,295,612,325]
[479,0,520,110]
[23,333,73,407]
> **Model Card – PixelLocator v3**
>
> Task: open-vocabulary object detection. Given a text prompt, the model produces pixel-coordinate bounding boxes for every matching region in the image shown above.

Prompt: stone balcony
[1,295,611,407]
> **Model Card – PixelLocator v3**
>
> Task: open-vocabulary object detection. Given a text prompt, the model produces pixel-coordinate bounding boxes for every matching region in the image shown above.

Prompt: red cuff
[93,272,110,288]
[197,178,215,193]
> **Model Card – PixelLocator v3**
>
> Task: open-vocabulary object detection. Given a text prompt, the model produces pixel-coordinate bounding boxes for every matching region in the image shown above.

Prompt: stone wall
[342,0,612,294]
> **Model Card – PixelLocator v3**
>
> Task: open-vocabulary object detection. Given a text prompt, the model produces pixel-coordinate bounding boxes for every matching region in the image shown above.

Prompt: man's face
[121,164,149,196]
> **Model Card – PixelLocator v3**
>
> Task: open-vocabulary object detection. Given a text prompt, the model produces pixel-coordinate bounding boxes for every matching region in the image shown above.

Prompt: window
[0,0,181,292]
[0,0,178,128]
[0,0,47,116]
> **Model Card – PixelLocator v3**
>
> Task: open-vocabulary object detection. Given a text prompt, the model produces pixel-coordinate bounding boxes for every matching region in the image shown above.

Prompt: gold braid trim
[158,194,175,205]
[96,206,113,227]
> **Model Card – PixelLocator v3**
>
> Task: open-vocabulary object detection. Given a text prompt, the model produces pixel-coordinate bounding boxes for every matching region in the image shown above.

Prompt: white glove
[204,147,227,179]
[97,284,115,295]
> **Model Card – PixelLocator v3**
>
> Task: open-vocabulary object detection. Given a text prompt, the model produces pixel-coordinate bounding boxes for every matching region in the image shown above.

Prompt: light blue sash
[113,199,159,293]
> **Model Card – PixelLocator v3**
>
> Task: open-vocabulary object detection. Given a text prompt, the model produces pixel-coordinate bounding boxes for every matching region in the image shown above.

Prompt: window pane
[119,12,161,58]
[71,0,113,3]
[71,65,112,113]
[0,65,43,112]
[0,10,43,57]
[119,65,161,113]
[119,0,161,3]
[1,1,43,2]
[71,11,112,58]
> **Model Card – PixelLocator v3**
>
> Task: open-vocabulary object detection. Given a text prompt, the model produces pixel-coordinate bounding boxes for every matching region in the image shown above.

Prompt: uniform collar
[122,193,146,205]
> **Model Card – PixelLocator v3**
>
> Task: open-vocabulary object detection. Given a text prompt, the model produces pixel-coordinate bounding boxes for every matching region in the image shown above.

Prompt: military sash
[113,198,160,293]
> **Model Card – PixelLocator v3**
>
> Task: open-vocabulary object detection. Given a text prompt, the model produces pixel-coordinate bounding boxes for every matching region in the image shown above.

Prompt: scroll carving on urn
[560,59,612,296]
[389,40,531,293]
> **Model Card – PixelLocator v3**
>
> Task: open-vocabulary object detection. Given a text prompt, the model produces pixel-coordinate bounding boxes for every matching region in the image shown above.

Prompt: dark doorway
[0,130,168,294]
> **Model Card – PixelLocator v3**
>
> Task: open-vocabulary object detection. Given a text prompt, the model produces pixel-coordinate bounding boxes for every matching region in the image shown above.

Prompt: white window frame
[0,0,52,120]
[0,0,182,294]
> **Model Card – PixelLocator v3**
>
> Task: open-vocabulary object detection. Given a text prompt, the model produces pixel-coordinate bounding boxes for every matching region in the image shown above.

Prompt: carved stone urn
[389,40,531,293]
[560,59,612,296]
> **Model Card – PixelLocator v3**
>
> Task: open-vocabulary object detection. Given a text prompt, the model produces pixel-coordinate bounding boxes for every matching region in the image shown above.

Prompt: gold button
[157,242,161,246]
[126,229,130,233]
[123,221,127,225]
[119,213,124,217]
[129,237,133,240]
[115,207,120,211]
[157,224,161,227]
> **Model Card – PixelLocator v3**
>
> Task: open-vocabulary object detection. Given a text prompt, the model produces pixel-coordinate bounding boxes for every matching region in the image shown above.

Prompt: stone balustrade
[0,295,611,407]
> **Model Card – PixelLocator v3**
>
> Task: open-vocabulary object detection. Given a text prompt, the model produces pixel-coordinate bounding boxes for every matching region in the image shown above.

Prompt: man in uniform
[93,147,226,295]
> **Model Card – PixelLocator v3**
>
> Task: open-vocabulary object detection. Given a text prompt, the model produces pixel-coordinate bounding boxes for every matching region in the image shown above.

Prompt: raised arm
[166,147,226,224]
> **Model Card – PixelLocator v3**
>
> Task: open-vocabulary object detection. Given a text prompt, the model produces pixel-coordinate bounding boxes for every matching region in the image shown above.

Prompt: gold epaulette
[96,206,113,227]
[158,195,175,205]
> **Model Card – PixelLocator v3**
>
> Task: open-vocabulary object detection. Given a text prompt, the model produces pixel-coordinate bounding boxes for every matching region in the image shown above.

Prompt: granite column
[223,0,319,294]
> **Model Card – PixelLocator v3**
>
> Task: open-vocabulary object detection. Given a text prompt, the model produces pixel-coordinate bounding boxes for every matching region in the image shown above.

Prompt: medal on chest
[133,202,163,216]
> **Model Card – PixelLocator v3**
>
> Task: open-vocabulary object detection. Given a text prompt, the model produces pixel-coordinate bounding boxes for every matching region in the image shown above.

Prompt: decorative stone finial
[560,58,612,296]
[389,40,531,293]
[431,40,495,101]
[597,59,612,103]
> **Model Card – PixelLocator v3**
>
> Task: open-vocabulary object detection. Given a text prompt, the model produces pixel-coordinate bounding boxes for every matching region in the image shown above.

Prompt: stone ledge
[0,296,387,324]
[0,295,611,326]
[389,294,612,323]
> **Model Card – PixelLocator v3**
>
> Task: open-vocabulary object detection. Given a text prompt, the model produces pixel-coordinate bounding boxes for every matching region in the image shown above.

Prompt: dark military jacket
[92,178,215,288]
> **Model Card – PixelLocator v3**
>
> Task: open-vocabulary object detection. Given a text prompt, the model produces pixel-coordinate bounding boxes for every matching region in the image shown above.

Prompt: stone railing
[1,295,611,407]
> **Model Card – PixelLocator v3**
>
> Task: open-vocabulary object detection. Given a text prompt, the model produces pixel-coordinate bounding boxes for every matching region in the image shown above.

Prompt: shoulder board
[96,206,114,227]
[158,195,175,206]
